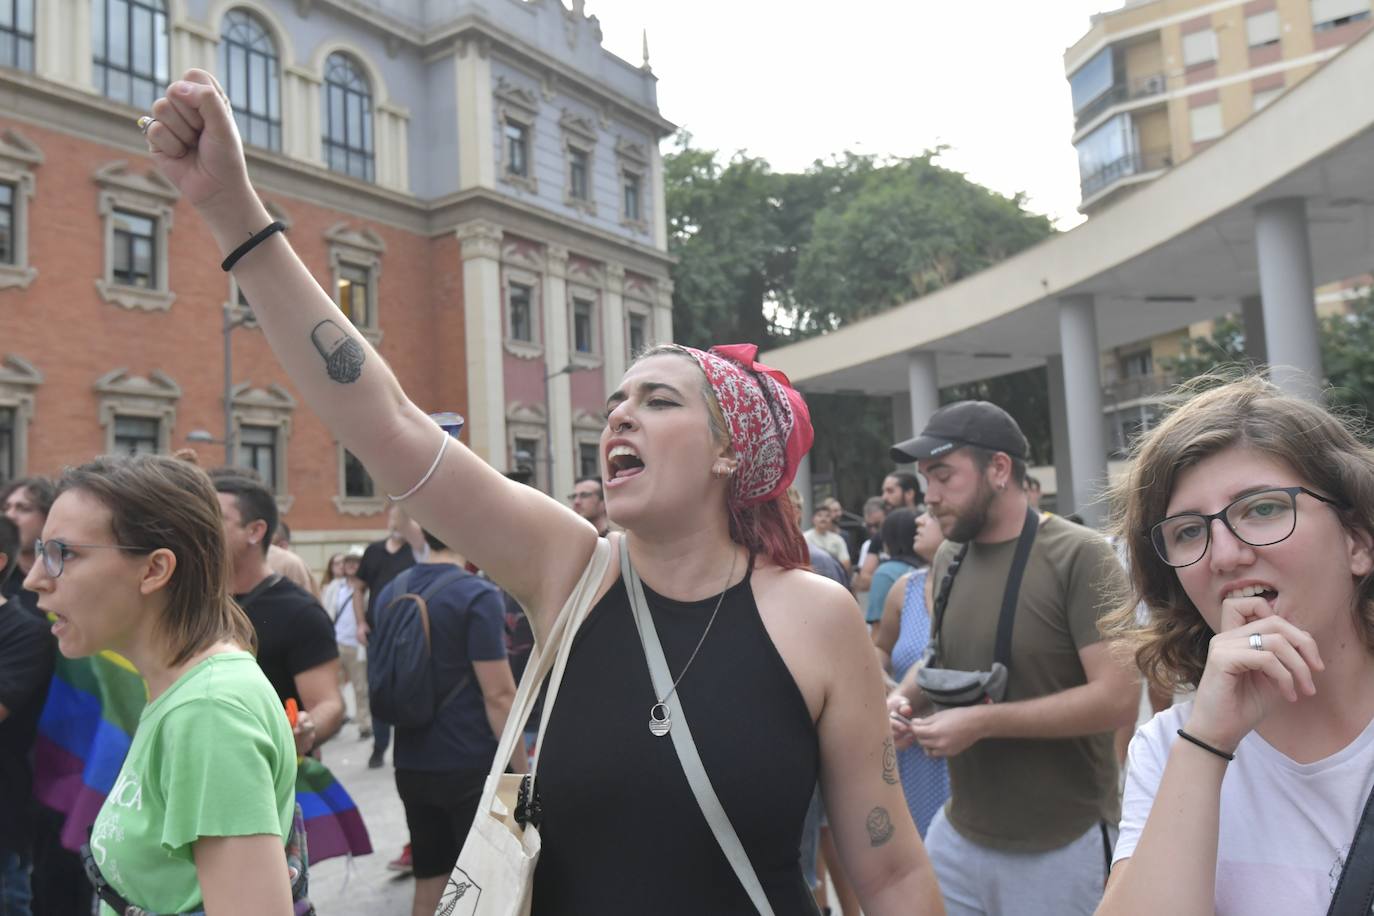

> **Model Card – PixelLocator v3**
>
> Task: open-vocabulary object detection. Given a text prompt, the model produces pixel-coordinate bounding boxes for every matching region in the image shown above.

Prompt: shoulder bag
[441,537,611,916]
[620,537,777,916]
[1327,777,1374,915]
[916,507,1039,710]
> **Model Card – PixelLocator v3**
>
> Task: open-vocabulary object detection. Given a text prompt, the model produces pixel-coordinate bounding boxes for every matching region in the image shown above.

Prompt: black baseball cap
[890,400,1029,463]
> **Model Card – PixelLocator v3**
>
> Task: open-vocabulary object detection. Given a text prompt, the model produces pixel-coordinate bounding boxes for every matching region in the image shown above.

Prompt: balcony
[1080,147,1172,200]
[1074,72,1168,130]
[1103,371,1177,406]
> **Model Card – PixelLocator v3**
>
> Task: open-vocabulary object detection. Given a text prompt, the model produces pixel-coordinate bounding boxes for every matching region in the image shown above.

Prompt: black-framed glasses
[1150,486,1345,568]
[33,538,149,579]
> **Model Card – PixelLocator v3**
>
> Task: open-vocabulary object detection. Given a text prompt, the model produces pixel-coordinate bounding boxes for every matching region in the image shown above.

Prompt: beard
[945,478,998,543]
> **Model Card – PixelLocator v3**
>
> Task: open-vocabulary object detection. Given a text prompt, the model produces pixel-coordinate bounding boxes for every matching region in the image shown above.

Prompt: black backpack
[367,566,470,729]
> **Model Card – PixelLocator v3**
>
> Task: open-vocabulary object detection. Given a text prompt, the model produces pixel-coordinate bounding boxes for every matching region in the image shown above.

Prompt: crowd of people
[3,66,1374,916]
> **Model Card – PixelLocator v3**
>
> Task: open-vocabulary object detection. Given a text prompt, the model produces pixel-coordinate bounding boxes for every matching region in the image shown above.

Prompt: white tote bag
[436,538,611,916]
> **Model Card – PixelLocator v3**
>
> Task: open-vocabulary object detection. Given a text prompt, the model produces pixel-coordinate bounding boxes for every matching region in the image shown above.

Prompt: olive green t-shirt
[930,513,1125,851]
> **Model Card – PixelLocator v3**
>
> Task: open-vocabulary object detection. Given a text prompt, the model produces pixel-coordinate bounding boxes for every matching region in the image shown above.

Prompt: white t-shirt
[804,528,848,566]
[1115,701,1374,915]
[324,579,360,648]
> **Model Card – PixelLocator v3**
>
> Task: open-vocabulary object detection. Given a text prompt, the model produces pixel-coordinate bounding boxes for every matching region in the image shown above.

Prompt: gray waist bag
[917,662,1008,710]
[919,507,1038,711]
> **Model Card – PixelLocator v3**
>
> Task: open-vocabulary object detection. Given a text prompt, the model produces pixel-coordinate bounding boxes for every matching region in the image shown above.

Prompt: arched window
[322,53,373,183]
[220,9,280,151]
[92,0,169,109]
[0,0,35,71]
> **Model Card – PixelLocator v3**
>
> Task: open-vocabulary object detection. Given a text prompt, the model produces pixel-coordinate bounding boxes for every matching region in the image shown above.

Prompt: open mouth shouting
[606,444,646,485]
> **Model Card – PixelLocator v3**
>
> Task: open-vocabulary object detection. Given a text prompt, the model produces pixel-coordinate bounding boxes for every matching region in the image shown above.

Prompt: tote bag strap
[620,537,776,916]
[1327,775,1374,916]
[480,537,611,810]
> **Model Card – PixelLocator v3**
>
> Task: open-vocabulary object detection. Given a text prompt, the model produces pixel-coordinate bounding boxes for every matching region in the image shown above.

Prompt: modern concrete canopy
[763,31,1374,526]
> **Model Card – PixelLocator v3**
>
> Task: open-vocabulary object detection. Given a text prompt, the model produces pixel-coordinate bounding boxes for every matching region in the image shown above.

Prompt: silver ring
[1249,633,1264,651]
[137,115,156,135]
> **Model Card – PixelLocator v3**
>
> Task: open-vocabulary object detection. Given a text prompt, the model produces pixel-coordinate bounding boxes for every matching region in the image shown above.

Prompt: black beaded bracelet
[221,220,286,272]
[1176,728,1235,762]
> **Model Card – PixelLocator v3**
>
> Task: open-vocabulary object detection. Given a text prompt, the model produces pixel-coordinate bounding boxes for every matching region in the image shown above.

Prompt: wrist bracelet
[221,220,286,272]
[386,431,449,502]
[1176,728,1235,762]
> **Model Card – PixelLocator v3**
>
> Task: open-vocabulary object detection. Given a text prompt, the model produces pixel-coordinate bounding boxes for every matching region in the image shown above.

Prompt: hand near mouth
[1184,602,1324,755]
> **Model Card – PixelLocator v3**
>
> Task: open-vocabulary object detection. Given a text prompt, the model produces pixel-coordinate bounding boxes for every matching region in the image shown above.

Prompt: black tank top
[532,562,821,914]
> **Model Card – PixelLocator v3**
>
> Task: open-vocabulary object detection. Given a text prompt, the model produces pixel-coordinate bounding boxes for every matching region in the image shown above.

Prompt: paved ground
[308,718,415,916]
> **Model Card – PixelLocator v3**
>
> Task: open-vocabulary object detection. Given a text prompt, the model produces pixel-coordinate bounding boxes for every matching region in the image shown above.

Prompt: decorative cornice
[494,77,540,117]
[0,128,42,168]
[559,109,598,145]
[325,222,387,254]
[0,354,42,388]
[455,220,503,261]
[93,368,182,401]
[93,161,180,203]
[545,245,569,278]
[507,402,548,424]
[230,382,297,411]
[615,137,649,167]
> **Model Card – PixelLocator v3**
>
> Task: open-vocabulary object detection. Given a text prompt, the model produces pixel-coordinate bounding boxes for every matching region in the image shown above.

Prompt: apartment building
[1064,0,1371,456]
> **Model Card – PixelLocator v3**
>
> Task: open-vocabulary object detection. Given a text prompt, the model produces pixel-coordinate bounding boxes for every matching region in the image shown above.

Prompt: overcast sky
[588,0,1124,229]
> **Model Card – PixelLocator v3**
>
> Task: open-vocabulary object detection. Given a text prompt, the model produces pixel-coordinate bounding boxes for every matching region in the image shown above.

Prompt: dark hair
[0,516,17,580]
[210,471,278,557]
[965,445,1028,488]
[1,476,56,517]
[887,471,923,504]
[57,455,256,666]
[881,507,922,564]
[574,476,604,498]
[1103,375,1374,692]
[1026,475,1041,491]
[422,529,448,552]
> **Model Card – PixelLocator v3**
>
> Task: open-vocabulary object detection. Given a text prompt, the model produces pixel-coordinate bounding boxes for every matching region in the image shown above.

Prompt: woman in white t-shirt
[1097,376,1374,915]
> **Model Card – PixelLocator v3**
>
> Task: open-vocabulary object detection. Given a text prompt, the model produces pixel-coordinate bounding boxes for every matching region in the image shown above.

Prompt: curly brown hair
[1102,375,1374,693]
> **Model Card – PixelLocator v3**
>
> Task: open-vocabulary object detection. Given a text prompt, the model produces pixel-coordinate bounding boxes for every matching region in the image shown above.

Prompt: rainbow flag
[32,651,372,862]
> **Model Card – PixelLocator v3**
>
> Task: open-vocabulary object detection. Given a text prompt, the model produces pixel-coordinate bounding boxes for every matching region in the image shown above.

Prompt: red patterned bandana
[683,344,814,507]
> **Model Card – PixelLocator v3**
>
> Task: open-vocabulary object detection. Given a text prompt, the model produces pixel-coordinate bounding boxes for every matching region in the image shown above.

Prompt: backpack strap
[1327,777,1374,915]
[382,566,476,710]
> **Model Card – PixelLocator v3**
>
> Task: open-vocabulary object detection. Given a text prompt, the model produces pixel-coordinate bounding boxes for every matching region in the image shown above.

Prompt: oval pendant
[648,702,671,737]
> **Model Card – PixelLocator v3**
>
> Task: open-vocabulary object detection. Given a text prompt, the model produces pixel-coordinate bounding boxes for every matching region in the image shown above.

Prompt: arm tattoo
[882,736,898,785]
[311,319,366,383]
[866,806,895,847]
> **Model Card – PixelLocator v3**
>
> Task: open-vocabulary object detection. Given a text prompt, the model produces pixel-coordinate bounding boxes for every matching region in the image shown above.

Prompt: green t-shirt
[930,514,1125,852]
[90,651,297,914]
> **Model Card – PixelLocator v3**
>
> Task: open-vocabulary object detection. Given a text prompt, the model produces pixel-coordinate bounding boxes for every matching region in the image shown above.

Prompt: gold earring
[712,461,734,479]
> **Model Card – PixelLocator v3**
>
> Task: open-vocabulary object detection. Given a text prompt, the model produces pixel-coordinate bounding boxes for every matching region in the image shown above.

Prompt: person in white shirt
[804,506,850,573]
[324,546,371,740]
[1098,376,1374,916]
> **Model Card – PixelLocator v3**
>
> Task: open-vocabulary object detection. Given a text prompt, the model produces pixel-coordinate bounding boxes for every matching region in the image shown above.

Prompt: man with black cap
[887,400,1138,916]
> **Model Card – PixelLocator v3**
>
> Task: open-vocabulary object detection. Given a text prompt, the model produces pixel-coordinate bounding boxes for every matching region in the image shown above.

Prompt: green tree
[663,137,1056,507]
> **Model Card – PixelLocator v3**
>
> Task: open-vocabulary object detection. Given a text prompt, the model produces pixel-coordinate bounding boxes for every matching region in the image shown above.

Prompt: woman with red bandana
[144,70,941,914]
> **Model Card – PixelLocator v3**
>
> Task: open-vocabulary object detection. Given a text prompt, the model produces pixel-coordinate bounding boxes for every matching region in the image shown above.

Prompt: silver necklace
[648,549,738,737]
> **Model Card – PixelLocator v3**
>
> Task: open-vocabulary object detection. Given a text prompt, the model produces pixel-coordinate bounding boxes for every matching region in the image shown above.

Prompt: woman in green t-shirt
[23,454,298,915]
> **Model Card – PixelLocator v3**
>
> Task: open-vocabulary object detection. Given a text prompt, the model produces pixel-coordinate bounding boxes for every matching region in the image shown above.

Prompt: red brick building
[0,0,674,566]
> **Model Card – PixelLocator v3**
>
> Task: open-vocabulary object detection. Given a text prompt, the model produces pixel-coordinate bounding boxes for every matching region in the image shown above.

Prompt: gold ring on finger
[137,115,156,135]
[1250,633,1264,651]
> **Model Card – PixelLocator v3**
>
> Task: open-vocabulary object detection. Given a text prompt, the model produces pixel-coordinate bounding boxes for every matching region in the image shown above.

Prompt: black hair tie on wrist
[1176,728,1235,762]
[221,220,286,272]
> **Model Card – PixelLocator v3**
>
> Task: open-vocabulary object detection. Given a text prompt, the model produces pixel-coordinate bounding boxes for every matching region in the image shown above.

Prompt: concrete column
[650,141,669,251]
[602,264,627,383]
[906,352,940,440]
[1058,295,1109,528]
[1240,295,1268,365]
[170,18,216,74]
[456,220,507,470]
[376,103,411,193]
[544,246,575,500]
[283,67,324,166]
[890,392,913,463]
[36,0,92,89]
[1255,198,1323,400]
[455,36,495,191]
[794,451,814,523]
[1045,355,1074,515]
[653,278,675,345]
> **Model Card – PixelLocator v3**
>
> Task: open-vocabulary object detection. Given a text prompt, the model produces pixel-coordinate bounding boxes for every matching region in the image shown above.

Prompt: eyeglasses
[33,538,149,579]
[1150,486,1344,569]
[568,492,599,501]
